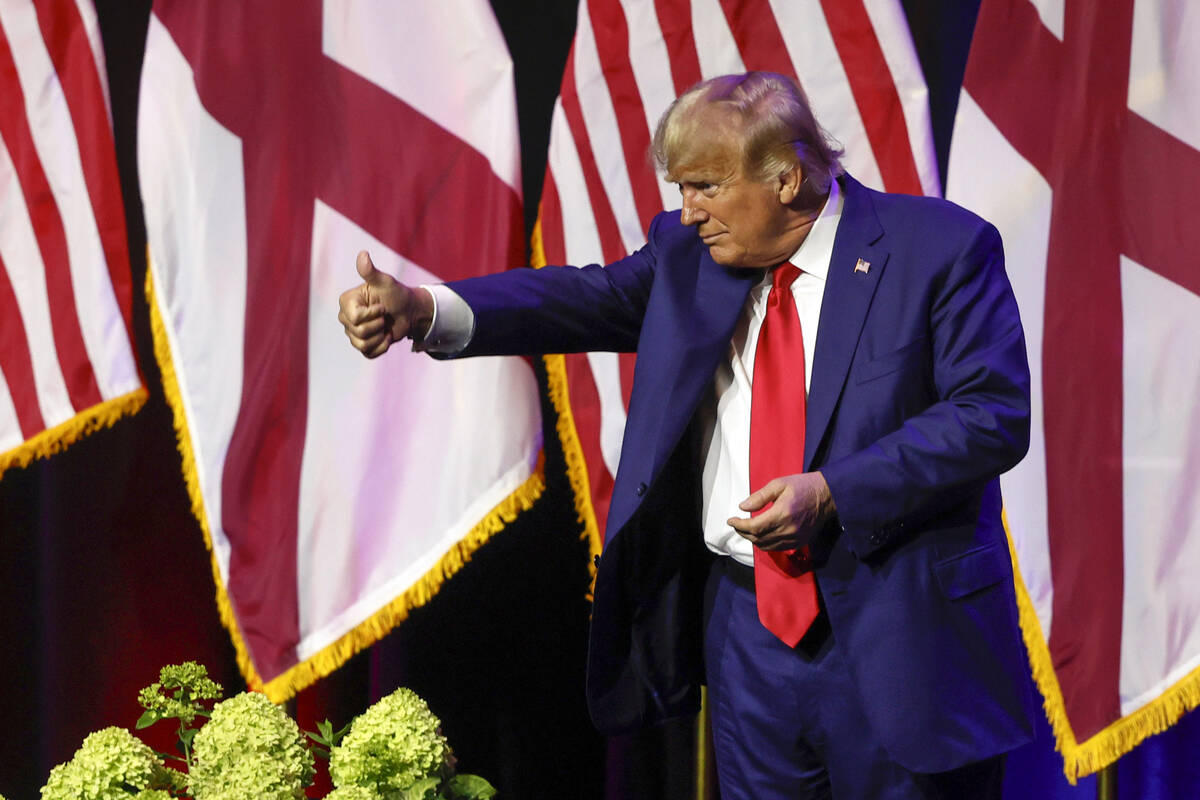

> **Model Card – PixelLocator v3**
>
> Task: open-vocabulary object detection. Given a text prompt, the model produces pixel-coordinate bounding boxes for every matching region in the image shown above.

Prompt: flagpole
[695,687,718,800]
[1096,761,1117,800]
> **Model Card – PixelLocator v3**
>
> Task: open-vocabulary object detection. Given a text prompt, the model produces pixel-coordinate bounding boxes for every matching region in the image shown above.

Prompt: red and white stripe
[138,0,539,699]
[0,0,141,470]
[537,0,938,539]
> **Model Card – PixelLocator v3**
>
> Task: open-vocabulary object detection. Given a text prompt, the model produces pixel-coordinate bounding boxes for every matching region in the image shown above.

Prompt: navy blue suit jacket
[448,174,1035,772]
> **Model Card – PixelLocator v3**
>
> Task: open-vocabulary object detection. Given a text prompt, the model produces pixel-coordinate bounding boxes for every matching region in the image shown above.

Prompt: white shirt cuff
[417,284,475,354]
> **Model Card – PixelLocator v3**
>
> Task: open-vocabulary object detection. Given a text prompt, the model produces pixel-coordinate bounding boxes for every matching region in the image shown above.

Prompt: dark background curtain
[1,1,1197,798]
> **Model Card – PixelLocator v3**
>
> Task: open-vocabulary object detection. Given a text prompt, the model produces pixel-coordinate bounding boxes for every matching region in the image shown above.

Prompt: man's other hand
[728,471,836,551]
[337,251,434,358]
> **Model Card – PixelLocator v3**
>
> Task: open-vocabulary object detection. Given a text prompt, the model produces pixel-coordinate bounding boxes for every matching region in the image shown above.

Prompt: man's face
[668,129,794,269]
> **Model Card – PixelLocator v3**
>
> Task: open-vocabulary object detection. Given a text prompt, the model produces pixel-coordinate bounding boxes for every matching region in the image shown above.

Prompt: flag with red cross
[948,0,1200,781]
[138,0,542,701]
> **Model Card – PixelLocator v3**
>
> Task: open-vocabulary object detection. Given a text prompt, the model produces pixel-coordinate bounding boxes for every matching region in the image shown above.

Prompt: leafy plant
[32,663,495,800]
[328,687,495,800]
[135,662,223,772]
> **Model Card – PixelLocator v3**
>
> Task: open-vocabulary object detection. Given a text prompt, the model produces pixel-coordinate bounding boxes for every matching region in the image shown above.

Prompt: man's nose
[680,193,707,226]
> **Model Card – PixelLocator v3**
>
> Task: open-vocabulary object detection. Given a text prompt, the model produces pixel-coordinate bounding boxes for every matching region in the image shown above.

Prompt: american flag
[0,0,144,476]
[948,0,1200,780]
[532,0,939,558]
[137,0,541,701]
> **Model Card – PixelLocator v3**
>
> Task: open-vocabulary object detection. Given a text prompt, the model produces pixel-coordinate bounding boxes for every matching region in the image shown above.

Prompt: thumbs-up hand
[338,250,434,358]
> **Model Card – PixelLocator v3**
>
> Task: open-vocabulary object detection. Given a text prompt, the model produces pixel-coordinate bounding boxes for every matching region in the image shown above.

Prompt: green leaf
[179,727,197,748]
[307,718,350,751]
[136,710,159,729]
[445,774,497,799]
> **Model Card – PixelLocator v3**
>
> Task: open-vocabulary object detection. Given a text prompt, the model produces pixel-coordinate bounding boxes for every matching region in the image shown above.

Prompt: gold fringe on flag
[262,456,545,701]
[1004,510,1200,782]
[0,389,147,478]
[145,257,545,703]
[530,217,604,593]
[145,261,261,693]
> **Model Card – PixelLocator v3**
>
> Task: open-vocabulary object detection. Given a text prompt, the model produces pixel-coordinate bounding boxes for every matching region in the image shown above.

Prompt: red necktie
[749,264,820,647]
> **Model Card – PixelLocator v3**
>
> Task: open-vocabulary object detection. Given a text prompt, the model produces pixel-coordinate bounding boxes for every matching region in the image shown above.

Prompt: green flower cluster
[189,692,314,800]
[40,727,172,800]
[329,687,451,795]
[138,661,223,726]
[324,787,380,800]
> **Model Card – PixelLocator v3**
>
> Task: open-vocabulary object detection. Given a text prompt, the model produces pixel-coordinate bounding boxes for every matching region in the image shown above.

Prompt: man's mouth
[700,231,724,245]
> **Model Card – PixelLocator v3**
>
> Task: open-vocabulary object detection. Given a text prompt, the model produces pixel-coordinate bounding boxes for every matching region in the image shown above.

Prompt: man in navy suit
[339,72,1034,799]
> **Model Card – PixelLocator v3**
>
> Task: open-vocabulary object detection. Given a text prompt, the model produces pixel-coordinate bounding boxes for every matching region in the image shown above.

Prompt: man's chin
[707,246,761,270]
[705,243,736,265]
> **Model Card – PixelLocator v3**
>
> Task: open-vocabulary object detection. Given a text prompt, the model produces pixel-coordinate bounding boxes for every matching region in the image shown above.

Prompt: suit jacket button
[635,482,647,497]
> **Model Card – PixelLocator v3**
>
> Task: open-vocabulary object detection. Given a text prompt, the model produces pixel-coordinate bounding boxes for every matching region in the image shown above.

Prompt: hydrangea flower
[189,692,314,800]
[138,661,223,726]
[39,727,170,800]
[329,687,451,794]
[324,787,381,800]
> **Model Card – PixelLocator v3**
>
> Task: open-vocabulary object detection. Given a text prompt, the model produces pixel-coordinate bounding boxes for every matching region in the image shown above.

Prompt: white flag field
[0,0,145,477]
[138,0,541,701]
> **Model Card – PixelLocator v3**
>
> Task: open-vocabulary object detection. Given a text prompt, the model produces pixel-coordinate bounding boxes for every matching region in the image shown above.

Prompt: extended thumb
[356,250,385,284]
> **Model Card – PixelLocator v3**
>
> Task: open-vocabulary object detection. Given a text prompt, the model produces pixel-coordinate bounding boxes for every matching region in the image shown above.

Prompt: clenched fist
[337,251,434,358]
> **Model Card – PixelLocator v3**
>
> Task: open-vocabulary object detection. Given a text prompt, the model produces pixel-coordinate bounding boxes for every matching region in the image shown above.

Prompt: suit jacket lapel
[607,246,758,540]
[653,247,759,473]
[806,175,887,469]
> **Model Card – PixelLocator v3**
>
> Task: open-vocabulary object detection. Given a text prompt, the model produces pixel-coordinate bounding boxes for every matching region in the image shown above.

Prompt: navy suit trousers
[703,558,1005,799]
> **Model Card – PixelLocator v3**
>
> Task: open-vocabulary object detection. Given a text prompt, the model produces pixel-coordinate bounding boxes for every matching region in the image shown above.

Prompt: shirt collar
[785,176,843,281]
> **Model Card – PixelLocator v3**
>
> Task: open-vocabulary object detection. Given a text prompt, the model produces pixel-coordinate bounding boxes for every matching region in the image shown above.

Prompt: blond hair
[652,72,844,194]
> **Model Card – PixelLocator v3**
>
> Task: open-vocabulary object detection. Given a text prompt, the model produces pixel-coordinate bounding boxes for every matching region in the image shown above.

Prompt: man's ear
[777,164,804,205]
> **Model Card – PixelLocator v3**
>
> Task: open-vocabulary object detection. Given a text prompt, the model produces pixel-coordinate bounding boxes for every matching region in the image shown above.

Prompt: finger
[738,483,779,513]
[731,516,798,551]
[347,314,387,339]
[364,336,392,359]
[728,515,753,535]
[348,303,386,326]
[347,330,385,352]
[338,305,367,329]
[728,513,772,537]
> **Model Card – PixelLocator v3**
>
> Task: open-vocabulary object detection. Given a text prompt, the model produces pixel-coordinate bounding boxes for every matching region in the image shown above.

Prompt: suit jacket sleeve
[444,216,676,357]
[819,219,1031,559]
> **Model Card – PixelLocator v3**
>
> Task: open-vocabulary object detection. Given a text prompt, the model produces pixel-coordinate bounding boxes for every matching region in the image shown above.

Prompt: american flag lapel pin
[854,257,870,275]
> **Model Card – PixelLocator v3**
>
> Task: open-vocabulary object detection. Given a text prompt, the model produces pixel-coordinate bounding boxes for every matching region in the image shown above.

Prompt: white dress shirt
[698,179,843,565]
[419,180,845,568]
